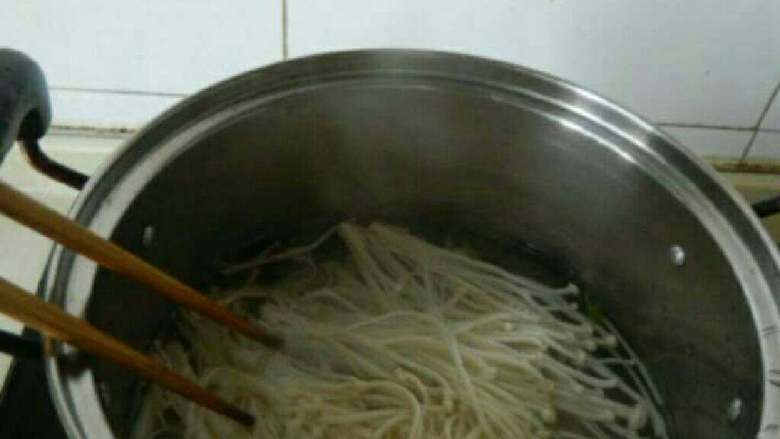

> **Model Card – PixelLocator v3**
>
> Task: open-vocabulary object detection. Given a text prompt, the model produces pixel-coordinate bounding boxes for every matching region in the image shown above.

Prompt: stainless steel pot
[1,49,779,438]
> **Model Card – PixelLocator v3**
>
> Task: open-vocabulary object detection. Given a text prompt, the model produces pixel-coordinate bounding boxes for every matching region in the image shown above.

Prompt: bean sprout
[134,222,667,438]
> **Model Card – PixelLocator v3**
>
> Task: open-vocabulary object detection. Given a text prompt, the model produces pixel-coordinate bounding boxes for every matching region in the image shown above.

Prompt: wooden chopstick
[0,181,282,349]
[0,276,254,427]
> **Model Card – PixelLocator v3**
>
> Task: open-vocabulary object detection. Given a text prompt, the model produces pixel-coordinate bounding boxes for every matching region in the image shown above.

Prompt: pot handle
[0,49,70,359]
[0,48,87,189]
[0,329,41,359]
[0,49,51,161]
[752,195,780,218]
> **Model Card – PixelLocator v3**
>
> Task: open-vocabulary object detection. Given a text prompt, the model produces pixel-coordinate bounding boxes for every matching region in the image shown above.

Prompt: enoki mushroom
[134,222,668,438]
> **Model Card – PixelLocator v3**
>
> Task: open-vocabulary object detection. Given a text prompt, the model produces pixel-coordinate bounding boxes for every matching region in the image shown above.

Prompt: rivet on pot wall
[670,245,686,267]
[142,226,155,248]
[727,397,742,422]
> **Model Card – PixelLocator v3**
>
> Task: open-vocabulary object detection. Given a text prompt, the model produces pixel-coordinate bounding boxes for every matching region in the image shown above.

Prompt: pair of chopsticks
[0,181,283,427]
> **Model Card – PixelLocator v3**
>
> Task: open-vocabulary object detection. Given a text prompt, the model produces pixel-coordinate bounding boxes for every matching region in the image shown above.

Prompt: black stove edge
[0,328,67,438]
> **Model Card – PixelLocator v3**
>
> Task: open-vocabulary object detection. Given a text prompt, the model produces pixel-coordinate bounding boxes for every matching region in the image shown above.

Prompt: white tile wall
[51,89,182,130]
[2,0,283,95]
[288,0,780,130]
[747,131,780,159]
[50,90,182,129]
[662,127,752,159]
[761,95,780,131]
[3,1,780,155]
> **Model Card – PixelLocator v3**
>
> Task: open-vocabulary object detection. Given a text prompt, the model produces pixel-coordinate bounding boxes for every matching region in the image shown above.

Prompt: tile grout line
[739,78,780,161]
[51,86,186,98]
[282,0,289,60]
[50,125,137,138]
